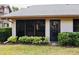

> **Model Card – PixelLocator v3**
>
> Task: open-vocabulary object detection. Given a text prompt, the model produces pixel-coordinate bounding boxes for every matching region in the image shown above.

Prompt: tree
[12,6,19,12]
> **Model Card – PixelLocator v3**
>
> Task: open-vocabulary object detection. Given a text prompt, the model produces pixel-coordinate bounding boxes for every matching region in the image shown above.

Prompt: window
[16,20,45,37]
[3,23,9,27]
[73,19,79,32]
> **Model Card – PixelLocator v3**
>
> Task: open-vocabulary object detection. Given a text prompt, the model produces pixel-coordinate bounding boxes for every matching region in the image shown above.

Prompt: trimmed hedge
[7,36,17,43]
[0,28,12,42]
[18,36,48,44]
[18,36,33,43]
[58,32,79,46]
[32,37,42,44]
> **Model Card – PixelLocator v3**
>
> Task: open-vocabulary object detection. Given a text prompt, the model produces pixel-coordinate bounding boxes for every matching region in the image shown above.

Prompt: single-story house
[1,4,79,42]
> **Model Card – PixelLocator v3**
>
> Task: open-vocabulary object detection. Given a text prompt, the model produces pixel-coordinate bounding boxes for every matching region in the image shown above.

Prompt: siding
[61,18,73,32]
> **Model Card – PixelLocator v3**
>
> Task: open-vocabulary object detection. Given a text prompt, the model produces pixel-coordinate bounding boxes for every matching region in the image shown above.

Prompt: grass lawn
[0,45,79,55]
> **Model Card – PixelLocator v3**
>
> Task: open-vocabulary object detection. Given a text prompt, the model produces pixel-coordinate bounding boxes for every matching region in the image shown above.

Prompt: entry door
[50,20,60,42]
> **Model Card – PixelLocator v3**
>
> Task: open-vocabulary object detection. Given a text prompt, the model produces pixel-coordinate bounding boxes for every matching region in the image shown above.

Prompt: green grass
[0,45,79,55]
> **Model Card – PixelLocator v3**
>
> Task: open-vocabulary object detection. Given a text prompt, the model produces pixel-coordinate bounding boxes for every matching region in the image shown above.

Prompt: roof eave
[1,15,79,19]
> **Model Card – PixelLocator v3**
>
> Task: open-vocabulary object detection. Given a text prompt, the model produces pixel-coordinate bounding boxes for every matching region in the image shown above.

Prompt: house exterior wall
[45,18,73,42]
[60,18,73,32]
[12,17,73,42]
[45,19,50,42]
[12,20,16,36]
[4,6,10,14]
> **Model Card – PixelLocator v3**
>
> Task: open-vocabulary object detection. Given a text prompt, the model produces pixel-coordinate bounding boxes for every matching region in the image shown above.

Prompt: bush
[7,36,17,43]
[0,28,12,42]
[58,32,79,46]
[32,37,42,44]
[18,36,33,43]
[42,37,48,43]
[18,36,27,43]
[18,36,48,44]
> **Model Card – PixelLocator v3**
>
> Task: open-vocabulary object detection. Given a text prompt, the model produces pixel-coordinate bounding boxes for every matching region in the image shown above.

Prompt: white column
[61,18,73,32]
[45,19,50,42]
[9,19,12,27]
[12,20,16,36]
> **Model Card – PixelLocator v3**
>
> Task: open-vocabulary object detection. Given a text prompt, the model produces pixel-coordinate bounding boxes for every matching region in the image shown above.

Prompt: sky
[0,0,79,8]
[0,0,79,4]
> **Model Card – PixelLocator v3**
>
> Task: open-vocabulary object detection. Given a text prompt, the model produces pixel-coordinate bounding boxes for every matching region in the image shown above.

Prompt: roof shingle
[2,4,79,18]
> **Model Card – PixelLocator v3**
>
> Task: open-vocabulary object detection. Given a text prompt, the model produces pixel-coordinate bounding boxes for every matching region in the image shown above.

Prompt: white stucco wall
[12,18,73,42]
[60,18,73,32]
[8,19,13,27]
[12,20,16,36]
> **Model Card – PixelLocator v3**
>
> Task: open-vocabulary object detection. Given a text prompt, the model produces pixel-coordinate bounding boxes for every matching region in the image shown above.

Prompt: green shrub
[0,28,12,42]
[32,37,42,44]
[27,36,34,43]
[7,36,17,43]
[58,32,79,46]
[18,36,48,44]
[43,37,49,43]
[18,36,33,43]
[18,36,27,43]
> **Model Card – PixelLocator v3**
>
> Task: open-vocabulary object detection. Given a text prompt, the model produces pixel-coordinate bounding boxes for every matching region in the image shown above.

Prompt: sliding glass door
[16,20,25,36]
[35,20,45,36]
[16,20,45,37]
[25,20,35,36]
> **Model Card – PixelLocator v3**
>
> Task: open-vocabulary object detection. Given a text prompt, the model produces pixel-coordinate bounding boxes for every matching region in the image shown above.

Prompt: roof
[1,4,79,18]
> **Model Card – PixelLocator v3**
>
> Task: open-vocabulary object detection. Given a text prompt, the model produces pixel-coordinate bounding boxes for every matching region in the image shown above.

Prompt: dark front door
[50,20,60,42]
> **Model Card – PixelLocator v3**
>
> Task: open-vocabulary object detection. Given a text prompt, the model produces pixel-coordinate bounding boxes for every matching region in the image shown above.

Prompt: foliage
[18,36,48,44]
[58,32,79,46]
[0,28,12,42]
[18,36,33,43]
[42,37,48,43]
[7,36,17,43]
[12,6,19,12]
[32,37,42,44]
